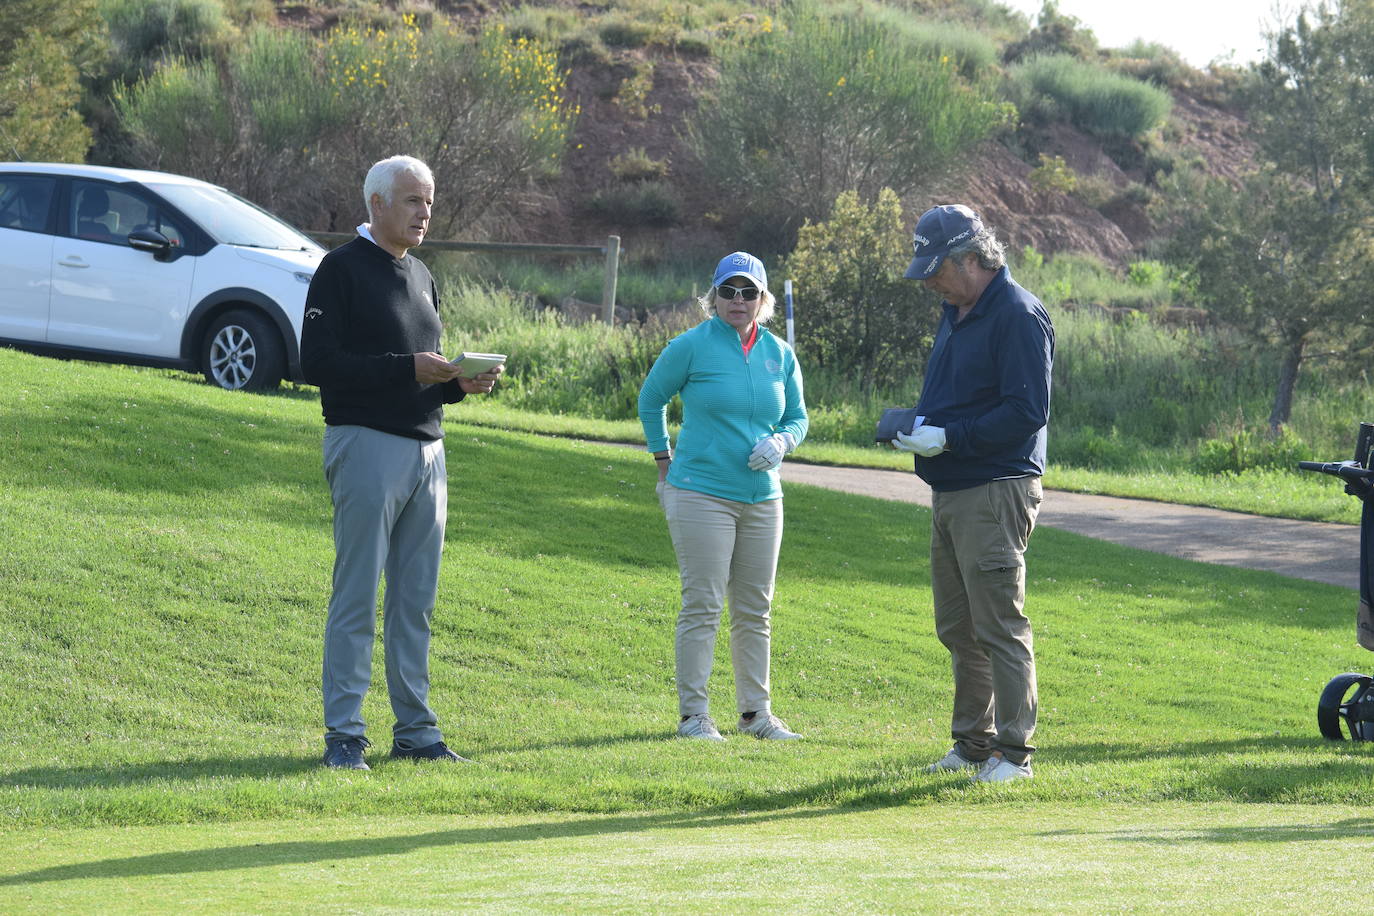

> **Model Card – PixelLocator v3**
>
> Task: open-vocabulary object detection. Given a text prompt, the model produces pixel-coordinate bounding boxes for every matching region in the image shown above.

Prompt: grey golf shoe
[677,713,726,741]
[738,712,803,740]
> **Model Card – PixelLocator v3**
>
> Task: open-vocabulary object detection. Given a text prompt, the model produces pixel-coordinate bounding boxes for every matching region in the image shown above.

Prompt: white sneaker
[738,712,803,740]
[926,746,981,773]
[974,755,1033,783]
[677,714,725,741]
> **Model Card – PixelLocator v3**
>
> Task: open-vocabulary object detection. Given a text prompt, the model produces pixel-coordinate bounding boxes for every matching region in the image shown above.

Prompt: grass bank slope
[2,349,1372,834]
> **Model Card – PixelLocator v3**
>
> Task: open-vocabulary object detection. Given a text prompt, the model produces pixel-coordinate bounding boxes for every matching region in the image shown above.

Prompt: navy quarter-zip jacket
[913,266,1054,492]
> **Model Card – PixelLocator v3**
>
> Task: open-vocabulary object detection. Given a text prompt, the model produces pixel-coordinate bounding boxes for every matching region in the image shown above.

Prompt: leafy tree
[785,188,936,394]
[1162,165,1372,429]
[691,1,1010,254]
[1162,0,1374,430]
[0,0,105,161]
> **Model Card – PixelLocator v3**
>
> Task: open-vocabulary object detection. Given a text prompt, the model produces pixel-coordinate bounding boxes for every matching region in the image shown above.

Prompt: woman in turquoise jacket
[638,251,809,742]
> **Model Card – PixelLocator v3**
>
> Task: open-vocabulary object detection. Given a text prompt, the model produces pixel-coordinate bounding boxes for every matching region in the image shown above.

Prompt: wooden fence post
[601,235,621,325]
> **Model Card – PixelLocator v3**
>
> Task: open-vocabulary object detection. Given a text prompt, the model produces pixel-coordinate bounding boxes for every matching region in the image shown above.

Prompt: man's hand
[415,352,461,385]
[458,364,504,394]
[747,432,796,471]
[893,425,946,457]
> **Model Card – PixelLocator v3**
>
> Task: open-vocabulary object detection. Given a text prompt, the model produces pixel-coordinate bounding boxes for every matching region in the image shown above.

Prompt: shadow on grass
[1044,736,1324,763]
[0,754,323,789]
[0,731,695,790]
[7,735,1374,886]
[1,770,961,887]
[1038,816,1374,844]
[0,808,834,887]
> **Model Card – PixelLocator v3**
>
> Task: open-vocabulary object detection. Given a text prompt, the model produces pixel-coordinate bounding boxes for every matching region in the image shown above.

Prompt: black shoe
[390,739,470,762]
[322,735,371,770]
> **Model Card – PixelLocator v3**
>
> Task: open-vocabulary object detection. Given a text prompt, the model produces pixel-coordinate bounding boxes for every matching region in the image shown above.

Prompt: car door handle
[57,257,90,268]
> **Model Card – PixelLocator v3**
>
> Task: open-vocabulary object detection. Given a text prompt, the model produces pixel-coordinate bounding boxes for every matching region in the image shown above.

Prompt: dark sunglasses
[717,285,760,301]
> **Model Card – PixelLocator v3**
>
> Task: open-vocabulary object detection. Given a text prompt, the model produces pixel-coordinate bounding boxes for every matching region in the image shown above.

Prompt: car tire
[201,309,285,391]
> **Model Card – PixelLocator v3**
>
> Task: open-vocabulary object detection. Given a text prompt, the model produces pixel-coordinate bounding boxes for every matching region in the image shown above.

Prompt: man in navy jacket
[895,204,1054,783]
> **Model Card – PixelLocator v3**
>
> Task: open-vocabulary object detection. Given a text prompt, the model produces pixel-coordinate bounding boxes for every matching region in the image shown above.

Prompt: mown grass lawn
[3,348,1373,912]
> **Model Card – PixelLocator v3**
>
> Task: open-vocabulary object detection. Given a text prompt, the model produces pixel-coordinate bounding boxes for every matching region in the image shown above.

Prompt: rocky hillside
[279,1,1259,267]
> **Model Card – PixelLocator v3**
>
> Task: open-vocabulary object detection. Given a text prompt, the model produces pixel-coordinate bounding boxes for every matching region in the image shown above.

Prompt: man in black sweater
[301,155,503,770]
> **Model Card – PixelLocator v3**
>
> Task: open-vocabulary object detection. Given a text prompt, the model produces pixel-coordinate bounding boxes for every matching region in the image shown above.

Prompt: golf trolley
[1299,421,1374,740]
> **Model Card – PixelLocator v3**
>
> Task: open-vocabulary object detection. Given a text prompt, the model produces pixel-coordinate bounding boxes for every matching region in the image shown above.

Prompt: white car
[0,162,324,390]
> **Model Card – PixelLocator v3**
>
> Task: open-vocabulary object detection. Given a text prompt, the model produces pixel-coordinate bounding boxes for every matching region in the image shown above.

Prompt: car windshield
[146,182,321,250]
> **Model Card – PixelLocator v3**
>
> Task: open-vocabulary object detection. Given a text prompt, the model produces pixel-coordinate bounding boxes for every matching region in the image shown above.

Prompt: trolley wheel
[1317,672,1374,740]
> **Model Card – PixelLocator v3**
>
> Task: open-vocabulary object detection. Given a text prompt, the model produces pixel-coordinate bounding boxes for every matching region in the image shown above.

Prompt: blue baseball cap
[712,251,768,292]
[904,204,984,280]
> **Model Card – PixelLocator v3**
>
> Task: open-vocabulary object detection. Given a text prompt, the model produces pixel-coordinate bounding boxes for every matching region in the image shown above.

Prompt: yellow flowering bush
[115,15,577,235]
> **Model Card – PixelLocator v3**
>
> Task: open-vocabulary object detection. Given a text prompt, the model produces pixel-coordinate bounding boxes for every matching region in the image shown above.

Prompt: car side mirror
[128,227,174,261]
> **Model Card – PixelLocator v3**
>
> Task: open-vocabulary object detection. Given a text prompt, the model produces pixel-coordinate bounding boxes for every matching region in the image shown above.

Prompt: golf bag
[1299,421,1374,740]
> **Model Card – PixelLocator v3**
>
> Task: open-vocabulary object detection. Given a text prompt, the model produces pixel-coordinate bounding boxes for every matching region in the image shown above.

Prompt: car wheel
[202,309,285,391]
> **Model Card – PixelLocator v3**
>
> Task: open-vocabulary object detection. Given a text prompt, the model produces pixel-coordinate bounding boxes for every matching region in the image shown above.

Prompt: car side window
[70,181,186,248]
[0,176,56,233]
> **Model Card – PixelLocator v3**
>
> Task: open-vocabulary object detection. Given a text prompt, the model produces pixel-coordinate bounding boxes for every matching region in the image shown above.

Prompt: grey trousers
[930,477,1042,766]
[660,482,783,717]
[321,424,447,747]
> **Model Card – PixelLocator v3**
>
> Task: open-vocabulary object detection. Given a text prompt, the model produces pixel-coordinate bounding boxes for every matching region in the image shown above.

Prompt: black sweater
[300,237,464,440]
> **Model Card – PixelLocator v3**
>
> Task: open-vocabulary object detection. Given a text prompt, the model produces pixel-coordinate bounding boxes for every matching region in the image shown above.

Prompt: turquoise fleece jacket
[638,315,808,504]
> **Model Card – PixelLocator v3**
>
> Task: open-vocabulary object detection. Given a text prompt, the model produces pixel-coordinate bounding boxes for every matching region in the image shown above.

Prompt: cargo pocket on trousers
[977,551,1023,576]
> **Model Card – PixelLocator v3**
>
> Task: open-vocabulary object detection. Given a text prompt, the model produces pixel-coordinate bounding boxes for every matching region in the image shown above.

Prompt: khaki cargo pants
[930,476,1042,766]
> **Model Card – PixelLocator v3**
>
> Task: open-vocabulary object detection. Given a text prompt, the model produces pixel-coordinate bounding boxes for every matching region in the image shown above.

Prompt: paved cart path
[778,462,1360,591]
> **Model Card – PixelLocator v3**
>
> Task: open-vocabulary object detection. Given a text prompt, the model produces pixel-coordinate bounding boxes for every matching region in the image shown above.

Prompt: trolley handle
[1297,460,1374,480]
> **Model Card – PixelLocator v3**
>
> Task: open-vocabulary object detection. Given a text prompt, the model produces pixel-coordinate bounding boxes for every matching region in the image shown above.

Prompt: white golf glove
[748,432,797,471]
[893,425,946,457]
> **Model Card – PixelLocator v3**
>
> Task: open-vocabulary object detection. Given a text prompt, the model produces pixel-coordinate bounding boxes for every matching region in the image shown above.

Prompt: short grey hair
[363,155,433,220]
[699,287,778,324]
[947,227,1006,271]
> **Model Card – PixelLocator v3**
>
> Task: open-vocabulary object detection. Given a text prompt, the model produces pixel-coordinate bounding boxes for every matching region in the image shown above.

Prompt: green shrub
[116,18,577,236]
[501,4,580,43]
[598,15,657,48]
[1008,53,1172,139]
[609,147,670,182]
[1049,306,1277,447]
[691,0,1009,253]
[1012,248,1179,311]
[100,0,232,86]
[1002,0,1097,63]
[1193,427,1311,475]
[614,59,657,118]
[435,276,696,420]
[785,188,935,394]
[1067,172,1115,208]
[673,30,712,57]
[0,24,94,161]
[1029,153,1077,193]
[1127,259,1167,288]
[113,54,235,176]
[1052,427,1144,471]
[585,181,681,227]
[840,4,1000,79]
[1108,40,1195,90]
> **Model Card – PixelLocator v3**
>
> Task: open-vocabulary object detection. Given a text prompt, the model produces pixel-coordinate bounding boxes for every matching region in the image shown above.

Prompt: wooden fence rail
[307,231,622,324]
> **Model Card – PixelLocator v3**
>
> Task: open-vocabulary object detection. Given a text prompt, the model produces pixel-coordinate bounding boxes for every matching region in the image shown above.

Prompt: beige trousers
[930,477,1042,766]
[659,482,783,717]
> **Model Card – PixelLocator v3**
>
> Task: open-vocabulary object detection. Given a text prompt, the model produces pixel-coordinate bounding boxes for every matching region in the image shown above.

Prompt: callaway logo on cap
[904,204,984,281]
